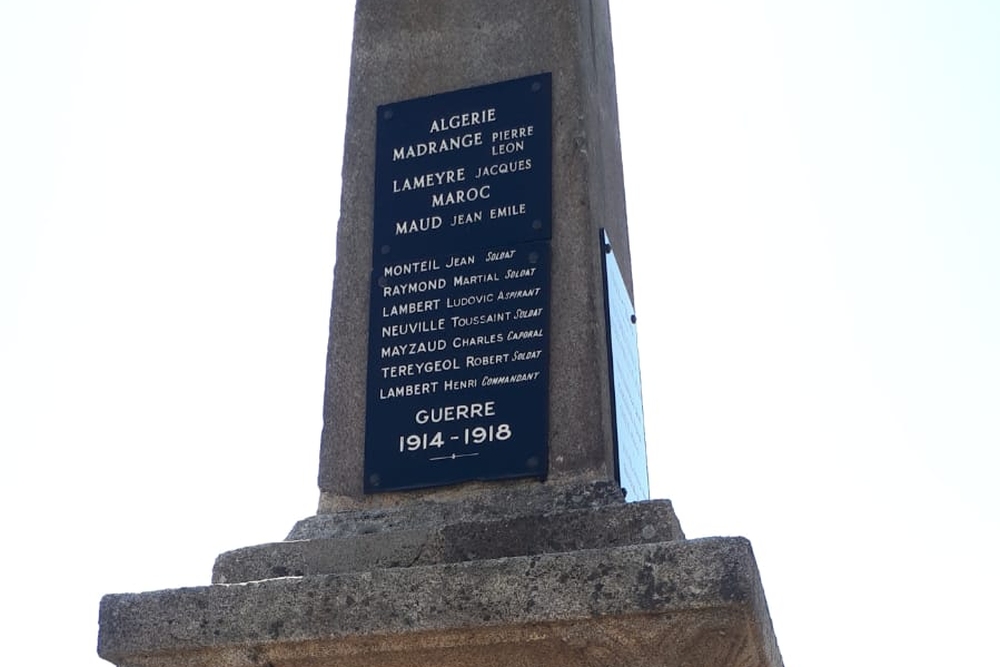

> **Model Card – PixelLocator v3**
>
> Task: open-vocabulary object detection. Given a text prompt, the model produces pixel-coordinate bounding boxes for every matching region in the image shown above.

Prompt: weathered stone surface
[320,0,632,508]
[101,537,783,667]
[212,498,684,583]
[306,480,627,537]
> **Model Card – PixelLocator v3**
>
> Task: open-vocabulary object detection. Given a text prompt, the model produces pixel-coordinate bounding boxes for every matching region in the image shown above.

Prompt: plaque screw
[369,474,381,487]
[381,244,391,255]
[377,276,387,287]
[383,109,393,120]
[528,252,539,264]
[531,81,542,93]
[526,456,540,468]
[532,219,542,230]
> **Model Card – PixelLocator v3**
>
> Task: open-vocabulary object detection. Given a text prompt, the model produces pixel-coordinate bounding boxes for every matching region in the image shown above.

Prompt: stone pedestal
[100,482,782,667]
[98,2,784,665]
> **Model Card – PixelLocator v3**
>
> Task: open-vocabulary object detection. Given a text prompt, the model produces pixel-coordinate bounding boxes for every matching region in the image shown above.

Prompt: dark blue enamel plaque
[373,74,552,260]
[365,242,550,492]
[365,75,552,493]
[601,230,650,501]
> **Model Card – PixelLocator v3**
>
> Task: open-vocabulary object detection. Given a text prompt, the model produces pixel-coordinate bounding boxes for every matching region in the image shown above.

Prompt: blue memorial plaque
[364,75,552,493]
[601,230,650,501]
[373,74,552,260]
[365,242,550,492]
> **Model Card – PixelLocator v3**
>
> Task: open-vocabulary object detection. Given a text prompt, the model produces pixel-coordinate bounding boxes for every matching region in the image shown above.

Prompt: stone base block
[99,537,783,667]
[213,499,684,583]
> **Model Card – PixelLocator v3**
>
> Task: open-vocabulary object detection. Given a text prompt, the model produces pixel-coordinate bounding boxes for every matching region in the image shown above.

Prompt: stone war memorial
[98,2,784,666]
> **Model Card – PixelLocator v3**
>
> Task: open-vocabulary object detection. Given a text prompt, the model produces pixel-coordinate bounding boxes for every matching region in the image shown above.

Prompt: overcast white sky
[2,2,998,665]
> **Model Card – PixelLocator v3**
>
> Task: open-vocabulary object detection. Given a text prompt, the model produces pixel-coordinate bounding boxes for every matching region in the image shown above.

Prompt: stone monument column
[98,2,784,666]
[320,0,634,508]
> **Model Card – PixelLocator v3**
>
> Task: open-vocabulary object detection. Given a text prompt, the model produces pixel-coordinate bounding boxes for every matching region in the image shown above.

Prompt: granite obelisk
[98,2,784,666]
